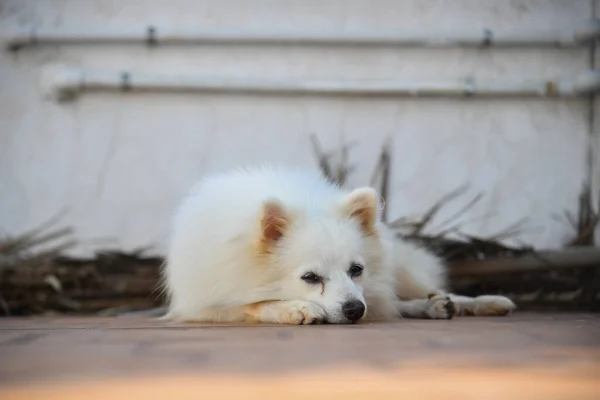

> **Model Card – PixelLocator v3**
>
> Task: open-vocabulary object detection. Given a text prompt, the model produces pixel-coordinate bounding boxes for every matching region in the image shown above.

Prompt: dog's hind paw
[472,295,516,316]
[426,294,457,319]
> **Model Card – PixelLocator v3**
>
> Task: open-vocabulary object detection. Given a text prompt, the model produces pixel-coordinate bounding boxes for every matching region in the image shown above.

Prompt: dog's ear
[258,198,289,252]
[340,187,380,235]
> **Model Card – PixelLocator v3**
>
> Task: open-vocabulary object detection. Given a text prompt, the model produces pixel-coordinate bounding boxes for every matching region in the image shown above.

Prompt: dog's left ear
[340,187,381,235]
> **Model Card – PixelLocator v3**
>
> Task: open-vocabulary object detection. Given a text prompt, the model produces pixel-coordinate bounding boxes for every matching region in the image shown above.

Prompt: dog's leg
[240,300,327,325]
[448,294,516,316]
[390,240,516,318]
[169,300,327,324]
[396,294,457,319]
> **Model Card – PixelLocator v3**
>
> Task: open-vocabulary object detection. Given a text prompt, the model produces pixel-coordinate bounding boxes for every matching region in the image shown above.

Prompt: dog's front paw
[426,294,456,319]
[279,301,327,325]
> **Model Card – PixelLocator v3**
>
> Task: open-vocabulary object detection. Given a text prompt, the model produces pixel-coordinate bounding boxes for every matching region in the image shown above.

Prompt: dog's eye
[301,272,322,284]
[348,263,363,278]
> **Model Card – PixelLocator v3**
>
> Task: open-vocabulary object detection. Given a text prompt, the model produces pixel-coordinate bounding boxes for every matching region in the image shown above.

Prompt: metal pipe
[40,66,600,101]
[7,20,600,50]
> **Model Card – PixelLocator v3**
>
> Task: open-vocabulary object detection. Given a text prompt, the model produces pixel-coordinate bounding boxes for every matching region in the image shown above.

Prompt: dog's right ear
[258,198,289,254]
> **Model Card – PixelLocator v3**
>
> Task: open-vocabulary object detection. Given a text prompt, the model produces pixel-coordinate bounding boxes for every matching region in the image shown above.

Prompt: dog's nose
[342,300,365,321]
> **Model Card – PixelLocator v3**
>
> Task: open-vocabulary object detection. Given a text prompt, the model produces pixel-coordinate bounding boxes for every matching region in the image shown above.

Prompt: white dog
[162,165,515,324]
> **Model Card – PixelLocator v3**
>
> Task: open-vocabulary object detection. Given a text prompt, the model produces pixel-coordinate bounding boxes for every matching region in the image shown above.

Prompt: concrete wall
[0,0,596,256]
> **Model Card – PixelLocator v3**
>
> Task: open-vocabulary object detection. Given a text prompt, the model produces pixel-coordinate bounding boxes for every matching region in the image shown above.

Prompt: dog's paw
[279,301,327,325]
[426,294,456,319]
[472,295,516,316]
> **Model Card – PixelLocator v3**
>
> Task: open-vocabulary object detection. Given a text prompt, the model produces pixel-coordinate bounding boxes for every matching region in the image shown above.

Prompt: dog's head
[255,187,383,324]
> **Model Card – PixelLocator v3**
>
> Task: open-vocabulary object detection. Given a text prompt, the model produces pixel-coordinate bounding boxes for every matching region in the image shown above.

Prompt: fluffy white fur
[162,165,515,325]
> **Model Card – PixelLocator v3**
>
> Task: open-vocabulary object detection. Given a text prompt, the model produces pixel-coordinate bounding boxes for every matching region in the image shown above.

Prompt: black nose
[342,300,365,321]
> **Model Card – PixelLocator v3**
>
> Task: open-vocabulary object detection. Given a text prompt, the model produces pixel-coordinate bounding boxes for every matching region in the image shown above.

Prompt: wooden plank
[0,313,598,399]
[449,247,600,276]
[1,366,599,400]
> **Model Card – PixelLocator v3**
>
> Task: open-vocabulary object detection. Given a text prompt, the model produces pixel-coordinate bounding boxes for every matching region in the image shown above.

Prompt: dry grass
[1,138,598,315]
[310,134,540,261]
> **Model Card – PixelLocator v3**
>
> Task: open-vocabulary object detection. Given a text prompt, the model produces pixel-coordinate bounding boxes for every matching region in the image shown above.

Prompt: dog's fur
[162,165,515,324]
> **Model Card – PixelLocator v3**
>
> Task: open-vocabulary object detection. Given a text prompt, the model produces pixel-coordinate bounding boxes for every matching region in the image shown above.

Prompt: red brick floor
[0,312,599,399]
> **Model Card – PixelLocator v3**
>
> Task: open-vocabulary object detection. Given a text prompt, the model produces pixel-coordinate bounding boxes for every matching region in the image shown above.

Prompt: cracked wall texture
[0,0,596,255]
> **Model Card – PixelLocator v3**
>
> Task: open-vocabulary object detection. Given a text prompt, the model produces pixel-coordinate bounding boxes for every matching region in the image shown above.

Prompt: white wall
[0,0,596,255]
